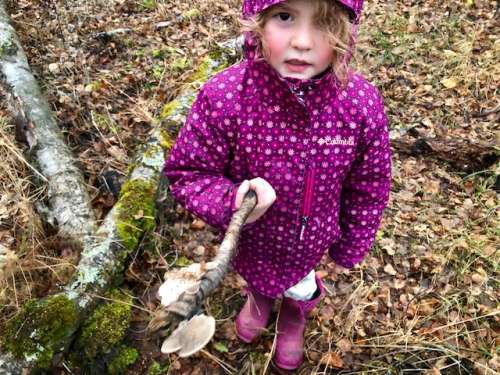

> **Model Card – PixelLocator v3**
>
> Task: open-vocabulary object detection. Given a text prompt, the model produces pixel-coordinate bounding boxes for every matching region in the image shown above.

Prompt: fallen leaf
[470,270,487,284]
[384,264,397,276]
[320,352,344,368]
[107,145,128,162]
[393,278,406,289]
[336,338,352,353]
[190,219,206,230]
[441,78,458,89]
[193,245,205,256]
[406,16,418,33]
[379,238,395,255]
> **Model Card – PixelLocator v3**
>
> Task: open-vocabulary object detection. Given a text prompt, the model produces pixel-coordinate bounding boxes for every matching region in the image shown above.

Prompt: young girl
[164,0,391,369]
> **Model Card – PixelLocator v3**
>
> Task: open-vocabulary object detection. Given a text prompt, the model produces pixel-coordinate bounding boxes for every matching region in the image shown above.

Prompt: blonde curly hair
[240,0,354,85]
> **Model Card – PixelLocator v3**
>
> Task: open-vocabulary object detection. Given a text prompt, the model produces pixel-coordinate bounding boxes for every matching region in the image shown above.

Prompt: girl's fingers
[249,178,276,207]
[235,178,276,223]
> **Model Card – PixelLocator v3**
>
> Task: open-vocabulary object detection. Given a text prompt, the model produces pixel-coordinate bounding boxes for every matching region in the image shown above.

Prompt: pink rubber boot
[235,287,274,343]
[274,274,325,370]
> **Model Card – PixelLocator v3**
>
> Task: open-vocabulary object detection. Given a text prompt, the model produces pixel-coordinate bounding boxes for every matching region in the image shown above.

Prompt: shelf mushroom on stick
[150,190,258,357]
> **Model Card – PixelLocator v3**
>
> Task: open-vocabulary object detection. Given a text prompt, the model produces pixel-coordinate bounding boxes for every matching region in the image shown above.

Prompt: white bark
[0,353,25,375]
[0,0,96,246]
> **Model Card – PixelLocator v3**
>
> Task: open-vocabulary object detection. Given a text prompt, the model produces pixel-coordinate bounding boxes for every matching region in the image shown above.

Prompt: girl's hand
[234,178,276,223]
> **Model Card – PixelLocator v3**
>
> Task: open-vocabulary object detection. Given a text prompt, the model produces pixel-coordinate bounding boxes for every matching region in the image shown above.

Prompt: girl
[164,0,391,369]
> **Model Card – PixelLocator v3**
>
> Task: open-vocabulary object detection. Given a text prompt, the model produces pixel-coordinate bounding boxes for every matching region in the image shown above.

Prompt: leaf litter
[0,0,498,373]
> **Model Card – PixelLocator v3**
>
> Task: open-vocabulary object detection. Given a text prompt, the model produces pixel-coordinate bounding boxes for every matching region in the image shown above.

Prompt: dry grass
[1,0,498,373]
[0,116,80,324]
[0,115,40,311]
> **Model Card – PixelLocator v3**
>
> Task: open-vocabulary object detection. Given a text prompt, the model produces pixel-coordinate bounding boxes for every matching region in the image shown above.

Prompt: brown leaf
[336,338,352,353]
[470,271,487,284]
[464,180,474,195]
[319,304,335,322]
[193,245,205,256]
[107,145,128,162]
[190,219,206,230]
[379,238,395,255]
[393,278,406,289]
[384,263,397,276]
[320,352,344,368]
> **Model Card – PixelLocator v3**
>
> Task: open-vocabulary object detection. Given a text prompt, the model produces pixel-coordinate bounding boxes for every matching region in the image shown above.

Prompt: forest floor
[0,0,498,373]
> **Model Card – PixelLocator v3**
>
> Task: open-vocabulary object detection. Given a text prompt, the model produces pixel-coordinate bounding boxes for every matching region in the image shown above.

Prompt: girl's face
[261,0,334,80]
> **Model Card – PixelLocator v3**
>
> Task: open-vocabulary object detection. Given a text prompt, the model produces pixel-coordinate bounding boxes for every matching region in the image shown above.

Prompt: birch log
[0,30,241,373]
[0,0,96,247]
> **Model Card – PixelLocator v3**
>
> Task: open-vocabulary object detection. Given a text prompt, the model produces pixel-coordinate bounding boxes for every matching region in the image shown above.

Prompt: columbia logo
[317,136,354,146]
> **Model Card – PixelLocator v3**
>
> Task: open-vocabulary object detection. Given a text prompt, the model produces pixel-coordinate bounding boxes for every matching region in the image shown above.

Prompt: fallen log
[0,0,96,246]
[392,136,499,173]
[0,30,241,373]
[0,133,162,371]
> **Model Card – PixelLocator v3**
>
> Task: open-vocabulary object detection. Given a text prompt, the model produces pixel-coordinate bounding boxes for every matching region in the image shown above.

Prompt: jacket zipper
[299,167,315,241]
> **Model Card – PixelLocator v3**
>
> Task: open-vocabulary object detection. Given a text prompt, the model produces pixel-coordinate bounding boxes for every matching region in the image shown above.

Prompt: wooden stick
[166,190,257,319]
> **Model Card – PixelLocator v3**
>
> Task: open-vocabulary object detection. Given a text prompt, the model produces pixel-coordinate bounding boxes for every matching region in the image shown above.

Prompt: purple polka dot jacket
[164,0,391,298]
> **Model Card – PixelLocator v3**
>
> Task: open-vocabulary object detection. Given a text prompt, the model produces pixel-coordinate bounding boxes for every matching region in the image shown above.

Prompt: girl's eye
[274,12,292,22]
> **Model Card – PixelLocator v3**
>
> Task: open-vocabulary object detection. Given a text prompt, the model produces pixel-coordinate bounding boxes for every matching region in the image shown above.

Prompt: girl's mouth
[285,59,311,73]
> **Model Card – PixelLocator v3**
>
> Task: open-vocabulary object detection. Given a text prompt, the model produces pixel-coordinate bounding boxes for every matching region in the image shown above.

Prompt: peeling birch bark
[0,0,96,246]
[0,29,242,371]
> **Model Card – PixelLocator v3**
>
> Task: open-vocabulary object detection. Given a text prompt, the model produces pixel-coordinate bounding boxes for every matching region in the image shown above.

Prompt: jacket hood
[241,0,363,83]
[242,0,363,23]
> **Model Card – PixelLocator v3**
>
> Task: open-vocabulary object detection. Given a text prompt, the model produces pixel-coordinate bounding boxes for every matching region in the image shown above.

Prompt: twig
[262,306,279,374]
[200,349,236,374]
[473,103,500,117]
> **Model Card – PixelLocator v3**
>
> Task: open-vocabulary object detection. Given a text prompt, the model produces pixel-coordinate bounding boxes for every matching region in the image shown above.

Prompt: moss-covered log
[159,37,242,138]
[0,34,242,372]
[0,0,96,246]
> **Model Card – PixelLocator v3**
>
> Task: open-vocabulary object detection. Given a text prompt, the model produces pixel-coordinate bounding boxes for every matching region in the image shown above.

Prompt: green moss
[148,361,169,375]
[152,64,164,79]
[3,295,78,368]
[143,144,162,159]
[115,179,156,251]
[140,0,156,10]
[92,111,119,134]
[188,51,229,83]
[107,346,139,374]
[170,57,192,72]
[160,99,181,120]
[85,81,104,92]
[77,289,132,360]
[159,129,174,150]
[181,8,201,21]
[0,39,18,56]
[126,162,138,176]
[151,49,164,59]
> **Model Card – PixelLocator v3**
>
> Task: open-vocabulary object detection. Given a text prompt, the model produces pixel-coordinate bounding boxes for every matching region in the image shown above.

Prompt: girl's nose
[290,26,314,51]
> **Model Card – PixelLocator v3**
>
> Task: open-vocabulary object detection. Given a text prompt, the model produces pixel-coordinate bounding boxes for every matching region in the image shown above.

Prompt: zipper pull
[299,216,308,241]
